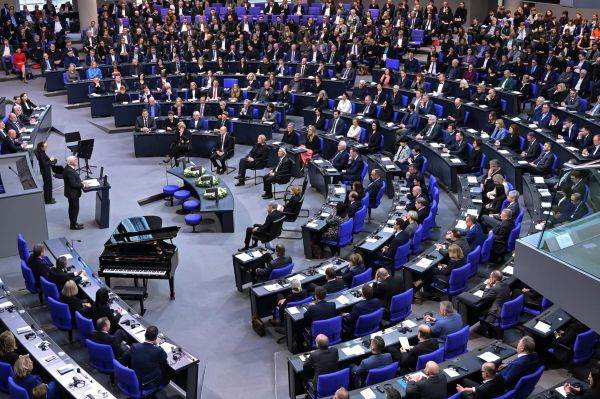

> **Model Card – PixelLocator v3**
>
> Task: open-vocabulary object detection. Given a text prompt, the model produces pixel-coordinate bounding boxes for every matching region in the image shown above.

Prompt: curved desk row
[43,237,200,398]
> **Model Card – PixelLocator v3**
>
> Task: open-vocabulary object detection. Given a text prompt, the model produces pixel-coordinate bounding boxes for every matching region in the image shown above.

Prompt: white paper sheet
[478,351,500,362]
[444,368,460,378]
[534,321,551,333]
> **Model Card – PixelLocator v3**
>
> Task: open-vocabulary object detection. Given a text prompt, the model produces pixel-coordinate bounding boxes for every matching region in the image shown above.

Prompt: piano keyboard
[101,268,167,277]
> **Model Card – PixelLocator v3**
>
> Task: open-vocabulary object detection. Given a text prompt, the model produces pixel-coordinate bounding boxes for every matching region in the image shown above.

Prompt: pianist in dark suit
[331,141,350,171]
[340,147,364,182]
[262,148,293,199]
[240,201,284,250]
[134,109,156,133]
[235,134,268,186]
[210,126,235,174]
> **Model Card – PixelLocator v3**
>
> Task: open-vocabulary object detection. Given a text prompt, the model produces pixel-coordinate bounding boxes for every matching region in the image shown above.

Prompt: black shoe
[235,180,245,186]
[70,224,84,230]
[46,199,56,204]
[234,175,243,180]
[249,242,258,249]
[262,194,273,199]
[162,159,170,164]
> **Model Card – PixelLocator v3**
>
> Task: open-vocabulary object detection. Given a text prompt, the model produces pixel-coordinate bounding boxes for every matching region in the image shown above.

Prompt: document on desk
[399,336,411,350]
[402,319,417,328]
[450,158,462,164]
[336,295,350,305]
[503,266,514,275]
[478,351,500,362]
[287,274,306,283]
[335,187,345,194]
[59,253,73,260]
[555,386,568,397]
[386,164,395,169]
[251,250,264,258]
[83,178,100,187]
[320,212,330,218]
[365,237,378,243]
[480,133,489,139]
[440,152,450,157]
[415,258,432,268]
[466,209,479,216]
[430,143,441,148]
[313,159,324,164]
[498,149,510,155]
[534,320,551,333]
[306,222,319,228]
[541,202,552,208]
[517,160,528,165]
[264,284,282,292]
[382,227,395,234]
[534,176,546,184]
[326,168,338,173]
[287,306,300,315]
[455,220,467,229]
[0,301,13,310]
[467,128,478,134]
[467,176,478,184]
[473,290,484,298]
[538,190,551,197]
[235,253,253,262]
[360,388,376,399]
[381,157,391,162]
[443,368,460,378]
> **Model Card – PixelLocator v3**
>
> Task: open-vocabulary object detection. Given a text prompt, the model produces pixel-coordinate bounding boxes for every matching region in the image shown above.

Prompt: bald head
[424,361,440,376]
[315,334,329,349]
[66,156,78,167]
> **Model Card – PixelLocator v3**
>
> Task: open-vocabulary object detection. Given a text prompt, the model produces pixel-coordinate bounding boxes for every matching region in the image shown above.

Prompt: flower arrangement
[183,166,205,178]
[202,187,228,200]
[195,174,220,188]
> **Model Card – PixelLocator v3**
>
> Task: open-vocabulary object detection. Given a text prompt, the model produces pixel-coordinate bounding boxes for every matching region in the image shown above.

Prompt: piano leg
[134,278,138,287]
[105,276,112,287]
[169,277,175,300]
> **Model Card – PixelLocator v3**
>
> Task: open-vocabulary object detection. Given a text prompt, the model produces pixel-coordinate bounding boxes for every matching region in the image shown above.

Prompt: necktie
[594,146,599,155]
[200,104,204,116]
[592,104,600,115]
[221,136,225,151]
[427,124,434,137]
[301,65,305,76]
[213,88,217,98]
[343,68,348,79]
[143,118,147,127]
[364,105,369,115]
[332,119,338,133]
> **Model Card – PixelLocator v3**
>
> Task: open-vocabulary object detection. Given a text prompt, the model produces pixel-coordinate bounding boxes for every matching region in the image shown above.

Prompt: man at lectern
[63,156,89,230]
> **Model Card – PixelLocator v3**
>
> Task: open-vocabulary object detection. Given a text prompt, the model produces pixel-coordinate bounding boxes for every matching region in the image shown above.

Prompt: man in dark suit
[330,141,350,172]
[490,209,515,263]
[527,142,554,175]
[48,255,84,289]
[210,126,234,174]
[91,317,131,359]
[262,148,293,199]
[240,201,284,250]
[361,96,376,118]
[27,244,52,287]
[379,218,410,262]
[372,268,405,310]
[459,215,485,250]
[343,284,381,335]
[499,336,540,389]
[255,81,275,102]
[582,134,600,160]
[304,287,337,326]
[416,115,442,142]
[134,109,156,133]
[1,129,24,154]
[328,110,346,136]
[365,169,384,208]
[208,80,224,100]
[255,244,292,281]
[304,334,339,386]
[405,361,447,399]
[121,326,169,388]
[483,190,520,231]
[235,134,268,186]
[313,267,346,294]
[390,324,438,371]
[340,148,363,182]
[445,131,469,160]
[447,98,466,126]
[479,270,511,327]
[352,336,393,385]
[520,132,541,161]
[346,192,362,219]
[576,127,594,150]
[456,362,505,399]
[63,156,87,230]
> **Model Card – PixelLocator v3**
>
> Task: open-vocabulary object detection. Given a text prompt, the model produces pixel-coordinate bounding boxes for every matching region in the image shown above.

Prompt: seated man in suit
[458,215,485,250]
[490,209,515,263]
[121,326,168,389]
[91,317,131,359]
[312,267,346,294]
[134,108,156,133]
[390,324,438,371]
[378,218,410,264]
[520,132,541,161]
[304,334,339,387]
[482,190,520,231]
[210,126,235,174]
[235,134,268,186]
[331,141,350,172]
[239,201,284,250]
[447,98,466,126]
[405,361,447,399]
[342,284,381,336]
[254,244,292,282]
[582,134,600,160]
[352,336,393,386]
[304,287,337,326]
[456,362,505,399]
[255,81,275,102]
[339,147,364,182]
[361,96,376,117]
[27,244,52,288]
[424,301,463,344]
[567,192,589,222]
[444,131,469,160]
[364,169,384,208]
[477,270,511,337]
[498,336,540,389]
[328,110,346,136]
[372,268,405,310]
[415,115,442,142]
[262,148,293,199]
[1,129,26,154]
[527,142,554,176]
[48,256,85,290]
[341,253,366,288]
[347,191,363,218]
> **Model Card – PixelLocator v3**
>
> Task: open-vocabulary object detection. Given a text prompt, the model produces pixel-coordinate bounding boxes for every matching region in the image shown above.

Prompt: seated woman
[59,280,92,318]
[171,97,185,117]
[13,355,43,396]
[274,280,308,324]
[367,122,382,154]
[115,85,130,103]
[336,92,352,114]
[432,244,466,282]
[496,123,521,152]
[320,202,349,252]
[261,102,276,123]
[341,253,366,287]
[283,185,302,217]
[245,72,258,90]
[305,126,322,155]
[564,369,600,399]
[229,84,241,102]
[0,331,20,366]
[91,287,123,333]
[164,110,178,131]
[65,63,79,83]
[378,100,394,122]
[347,118,362,141]
[457,78,471,99]
[315,90,328,110]
[379,68,393,87]
[482,174,508,215]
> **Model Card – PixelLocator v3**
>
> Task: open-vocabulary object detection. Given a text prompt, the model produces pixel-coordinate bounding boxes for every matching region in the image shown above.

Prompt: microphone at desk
[7,165,20,178]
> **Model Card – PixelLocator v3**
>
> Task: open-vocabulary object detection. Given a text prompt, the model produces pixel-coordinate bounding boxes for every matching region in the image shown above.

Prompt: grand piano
[99,216,180,299]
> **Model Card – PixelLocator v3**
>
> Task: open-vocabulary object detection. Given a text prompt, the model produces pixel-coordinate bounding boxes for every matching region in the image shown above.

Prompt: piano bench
[112,286,147,316]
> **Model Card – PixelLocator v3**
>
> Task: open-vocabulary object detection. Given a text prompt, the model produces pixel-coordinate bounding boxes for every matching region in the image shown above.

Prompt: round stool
[163,185,179,206]
[184,214,202,232]
[183,199,200,212]
[173,190,191,214]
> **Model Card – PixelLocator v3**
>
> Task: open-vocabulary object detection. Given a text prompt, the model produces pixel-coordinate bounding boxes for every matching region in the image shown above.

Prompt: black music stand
[64,131,80,155]
[76,138,96,178]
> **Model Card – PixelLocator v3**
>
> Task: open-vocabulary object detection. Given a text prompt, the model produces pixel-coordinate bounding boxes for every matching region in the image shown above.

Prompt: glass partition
[535,160,600,278]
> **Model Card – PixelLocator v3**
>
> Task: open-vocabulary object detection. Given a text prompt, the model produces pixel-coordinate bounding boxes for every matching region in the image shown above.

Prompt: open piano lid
[108,216,180,244]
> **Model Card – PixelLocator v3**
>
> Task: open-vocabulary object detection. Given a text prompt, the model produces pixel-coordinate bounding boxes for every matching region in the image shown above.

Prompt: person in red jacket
[12,47,28,82]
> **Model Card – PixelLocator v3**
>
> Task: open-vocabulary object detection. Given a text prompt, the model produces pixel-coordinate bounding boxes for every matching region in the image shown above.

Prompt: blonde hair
[14,355,33,378]
[495,119,505,128]
[290,185,301,195]
[349,253,363,266]
[177,121,186,130]
[61,280,78,297]
[447,244,464,261]
[0,331,17,354]
[32,383,48,399]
